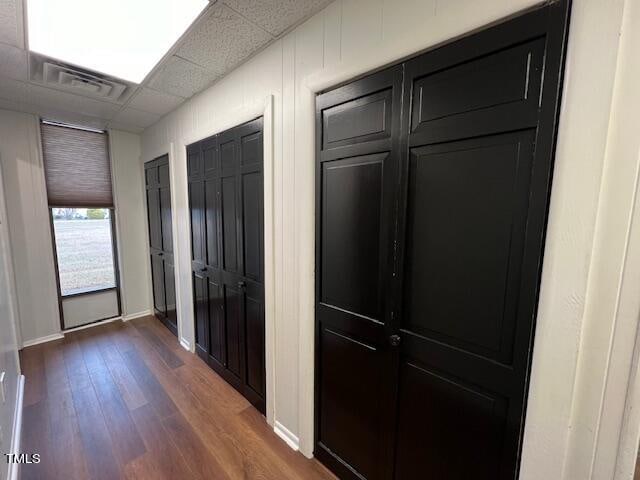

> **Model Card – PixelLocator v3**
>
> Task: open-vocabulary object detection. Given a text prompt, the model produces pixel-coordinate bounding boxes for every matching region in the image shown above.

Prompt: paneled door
[145,155,177,336]
[188,117,266,413]
[315,65,403,480]
[315,2,570,479]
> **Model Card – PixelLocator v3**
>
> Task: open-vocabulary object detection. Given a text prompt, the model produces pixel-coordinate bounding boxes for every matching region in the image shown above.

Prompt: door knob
[200,267,207,272]
[238,281,246,289]
[389,334,401,347]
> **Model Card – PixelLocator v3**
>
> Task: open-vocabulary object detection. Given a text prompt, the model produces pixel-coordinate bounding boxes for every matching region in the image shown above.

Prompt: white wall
[0,147,23,480]
[0,110,60,344]
[61,289,120,329]
[110,129,152,319]
[0,110,151,344]
[141,0,637,477]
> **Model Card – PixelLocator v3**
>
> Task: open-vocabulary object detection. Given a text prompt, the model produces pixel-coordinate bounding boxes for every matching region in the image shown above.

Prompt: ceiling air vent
[29,53,135,104]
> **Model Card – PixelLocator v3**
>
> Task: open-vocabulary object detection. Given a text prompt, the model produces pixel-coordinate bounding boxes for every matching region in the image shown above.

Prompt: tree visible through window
[52,207,116,296]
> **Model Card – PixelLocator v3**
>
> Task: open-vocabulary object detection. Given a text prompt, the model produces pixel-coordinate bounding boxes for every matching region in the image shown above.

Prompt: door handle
[200,267,207,272]
[158,252,164,256]
[237,281,246,289]
[389,334,401,347]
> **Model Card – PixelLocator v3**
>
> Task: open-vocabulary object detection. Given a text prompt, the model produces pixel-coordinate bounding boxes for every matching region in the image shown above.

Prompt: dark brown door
[315,2,570,479]
[188,117,266,413]
[145,155,177,336]
[315,65,403,480]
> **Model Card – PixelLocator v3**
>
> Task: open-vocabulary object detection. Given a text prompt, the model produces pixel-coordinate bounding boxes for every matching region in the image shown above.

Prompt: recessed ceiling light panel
[27,0,208,83]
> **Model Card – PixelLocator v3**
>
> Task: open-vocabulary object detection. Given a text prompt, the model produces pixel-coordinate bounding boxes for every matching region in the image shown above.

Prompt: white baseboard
[8,375,24,480]
[21,333,64,348]
[179,337,192,352]
[274,421,299,451]
[21,313,137,348]
[123,310,152,321]
[27,312,156,344]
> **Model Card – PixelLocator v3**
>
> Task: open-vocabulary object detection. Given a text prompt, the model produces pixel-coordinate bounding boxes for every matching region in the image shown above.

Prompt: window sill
[61,286,117,299]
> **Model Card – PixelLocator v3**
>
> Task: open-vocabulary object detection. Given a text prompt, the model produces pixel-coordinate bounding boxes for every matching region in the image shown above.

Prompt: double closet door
[187,117,266,413]
[145,155,177,335]
[315,3,569,480]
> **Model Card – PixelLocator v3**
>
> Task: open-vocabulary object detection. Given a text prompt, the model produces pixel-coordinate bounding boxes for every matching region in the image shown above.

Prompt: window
[52,208,117,296]
[40,121,120,305]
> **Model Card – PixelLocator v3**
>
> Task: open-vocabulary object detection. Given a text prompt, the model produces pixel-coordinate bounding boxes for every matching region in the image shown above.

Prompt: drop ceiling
[0,0,332,133]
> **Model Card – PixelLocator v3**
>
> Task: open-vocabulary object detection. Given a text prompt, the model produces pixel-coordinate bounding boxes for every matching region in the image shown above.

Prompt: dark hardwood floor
[19,316,335,480]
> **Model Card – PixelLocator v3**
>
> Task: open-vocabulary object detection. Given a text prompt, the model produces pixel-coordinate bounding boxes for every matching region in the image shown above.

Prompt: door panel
[240,131,262,165]
[220,140,236,172]
[164,260,177,331]
[322,88,393,150]
[318,327,388,480]
[190,180,206,265]
[315,3,570,479]
[145,166,158,186]
[207,277,225,365]
[205,179,220,268]
[221,176,238,273]
[242,171,262,281]
[187,145,202,177]
[410,39,544,141]
[158,162,170,184]
[160,186,173,253]
[245,294,264,396]
[393,362,507,480]
[224,284,242,379]
[403,133,534,360]
[193,272,208,357]
[320,154,386,319]
[147,188,162,250]
[151,255,165,314]
[203,138,218,175]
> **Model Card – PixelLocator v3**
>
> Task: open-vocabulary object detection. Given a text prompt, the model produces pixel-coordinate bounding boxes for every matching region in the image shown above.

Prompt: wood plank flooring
[19,316,335,480]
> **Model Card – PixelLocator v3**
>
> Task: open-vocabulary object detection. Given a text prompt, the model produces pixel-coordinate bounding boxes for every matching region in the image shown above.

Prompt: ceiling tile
[128,87,184,116]
[0,81,111,129]
[0,43,27,80]
[25,84,121,119]
[176,3,273,75]
[111,107,161,129]
[223,0,332,36]
[0,0,23,48]
[148,55,221,98]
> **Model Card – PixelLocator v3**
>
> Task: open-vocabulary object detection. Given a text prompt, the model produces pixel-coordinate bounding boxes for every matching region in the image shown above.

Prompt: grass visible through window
[52,208,116,296]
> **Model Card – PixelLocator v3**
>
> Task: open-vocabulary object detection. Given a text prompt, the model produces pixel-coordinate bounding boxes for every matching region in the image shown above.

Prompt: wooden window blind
[41,122,113,207]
